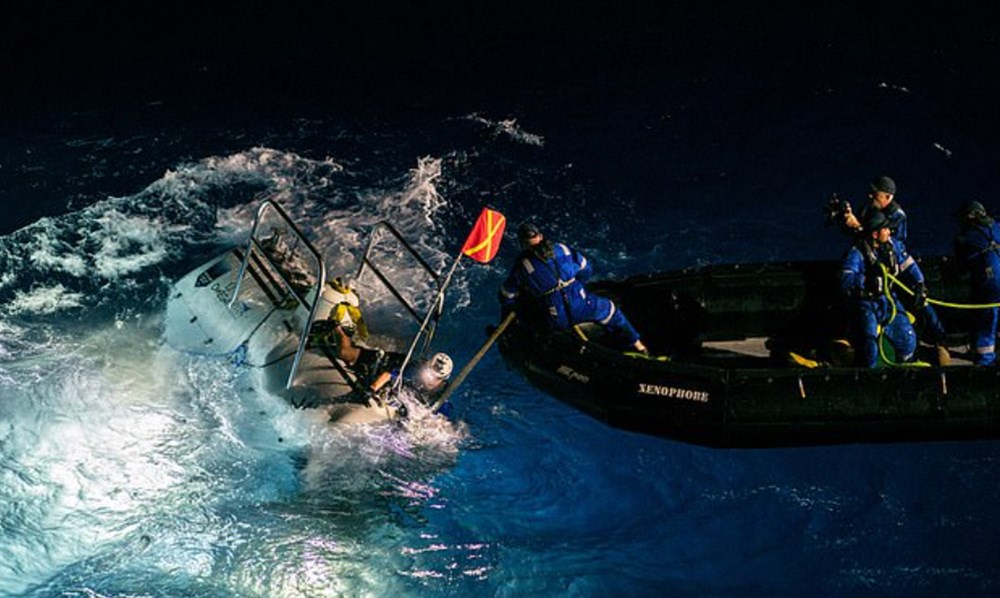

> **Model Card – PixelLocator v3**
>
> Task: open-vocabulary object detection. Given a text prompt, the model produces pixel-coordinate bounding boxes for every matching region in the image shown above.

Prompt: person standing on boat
[499,222,648,354]
[842,175,908,242]
[840,210,945,367]
[954,200,1000,366]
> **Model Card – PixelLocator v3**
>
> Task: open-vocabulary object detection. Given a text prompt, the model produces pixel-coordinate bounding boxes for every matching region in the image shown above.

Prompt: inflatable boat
[497,259,1000,447]
[164,199,442,424]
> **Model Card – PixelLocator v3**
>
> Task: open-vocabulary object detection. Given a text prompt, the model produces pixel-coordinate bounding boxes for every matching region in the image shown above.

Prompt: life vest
[856,239,899,297]
[319,277,368,340]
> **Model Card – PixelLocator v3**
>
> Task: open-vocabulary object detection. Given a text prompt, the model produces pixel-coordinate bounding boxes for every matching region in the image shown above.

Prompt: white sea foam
[877,81,912,94]
[5,284,84,315]
[401,155,447,218]
[298,390,463,495]
[26,220,89,276]
[90,211,173,279]
[464,113,546,146]
[0,145,476,594]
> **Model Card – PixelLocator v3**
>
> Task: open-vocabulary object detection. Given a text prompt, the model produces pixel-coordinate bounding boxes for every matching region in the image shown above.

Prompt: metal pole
[430,311,516,412]
[393,252,463,392]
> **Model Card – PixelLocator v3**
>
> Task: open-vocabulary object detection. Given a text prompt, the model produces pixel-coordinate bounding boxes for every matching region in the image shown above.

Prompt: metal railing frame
[356,221,442,327]
[229,199,327,389]
[227,203,442,391]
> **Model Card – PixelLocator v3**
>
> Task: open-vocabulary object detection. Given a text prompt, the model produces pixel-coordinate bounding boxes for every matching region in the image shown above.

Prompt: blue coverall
[499,242,641,348]
[840,237,927,367]
[955,220,1000,365]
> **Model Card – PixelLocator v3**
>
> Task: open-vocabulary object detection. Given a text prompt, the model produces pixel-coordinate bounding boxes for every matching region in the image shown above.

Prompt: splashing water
[0,145,472,595]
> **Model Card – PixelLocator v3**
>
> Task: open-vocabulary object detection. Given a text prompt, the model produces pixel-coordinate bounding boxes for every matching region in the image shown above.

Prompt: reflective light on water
[0,302,467,595]
[4,98,1000,594]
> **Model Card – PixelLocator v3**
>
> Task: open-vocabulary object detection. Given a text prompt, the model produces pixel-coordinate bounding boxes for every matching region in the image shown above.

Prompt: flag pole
[393,207,506,394]
[392,249,463,392]
[430,311,516,412]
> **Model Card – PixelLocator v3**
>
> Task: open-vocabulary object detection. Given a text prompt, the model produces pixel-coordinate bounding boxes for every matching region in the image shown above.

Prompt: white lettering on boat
[556,365,590,384]
[211,281,237,305]
[637,383,710,402]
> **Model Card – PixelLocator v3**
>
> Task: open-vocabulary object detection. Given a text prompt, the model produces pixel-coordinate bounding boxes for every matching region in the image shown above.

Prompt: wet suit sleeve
[887,204,908,243]
[895,239,925,287]
[956,226,991,263]
[564,244,593,283]
[840,248,864,299]
[499,263,522,314]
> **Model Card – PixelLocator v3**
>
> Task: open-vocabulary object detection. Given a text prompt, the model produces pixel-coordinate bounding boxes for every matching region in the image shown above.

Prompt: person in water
[499,221,647,354]
[840,210,947,367]
[954,200,1000,365]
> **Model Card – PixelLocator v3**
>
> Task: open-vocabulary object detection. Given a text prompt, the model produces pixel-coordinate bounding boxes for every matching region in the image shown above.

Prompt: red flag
[461,208,506,263]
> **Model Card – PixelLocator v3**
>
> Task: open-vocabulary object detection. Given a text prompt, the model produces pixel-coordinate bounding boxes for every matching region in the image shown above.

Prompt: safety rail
[229,199,327,389]
[356,221,442,326]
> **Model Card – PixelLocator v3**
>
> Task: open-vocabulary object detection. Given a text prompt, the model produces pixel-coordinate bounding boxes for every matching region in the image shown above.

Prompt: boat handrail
[355,221,442,325]
[229,199,327,389]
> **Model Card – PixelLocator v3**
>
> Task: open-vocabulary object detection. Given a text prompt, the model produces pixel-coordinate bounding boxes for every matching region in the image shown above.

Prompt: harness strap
[534,252,577,324]
[539,277,577,297]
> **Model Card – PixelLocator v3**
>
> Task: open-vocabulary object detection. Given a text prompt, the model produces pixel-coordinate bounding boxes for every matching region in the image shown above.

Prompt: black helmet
[960,200,987,220]
[862,210,890,233]
[870,175,897,195]
[517,221,542,242]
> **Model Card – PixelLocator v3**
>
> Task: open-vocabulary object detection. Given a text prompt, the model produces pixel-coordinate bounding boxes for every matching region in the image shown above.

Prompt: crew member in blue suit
[840,210,947,367]
[500,222,647,354]
[954,200,1000,365]
[844,175,908,242]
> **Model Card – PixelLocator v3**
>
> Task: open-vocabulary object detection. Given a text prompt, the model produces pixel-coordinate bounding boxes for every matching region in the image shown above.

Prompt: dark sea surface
[2,2,999,596]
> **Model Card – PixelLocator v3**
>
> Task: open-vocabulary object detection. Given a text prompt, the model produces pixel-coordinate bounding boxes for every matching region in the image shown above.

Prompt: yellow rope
[876,265,901,367]
[883,270,1000,309]
[876,264,930,368]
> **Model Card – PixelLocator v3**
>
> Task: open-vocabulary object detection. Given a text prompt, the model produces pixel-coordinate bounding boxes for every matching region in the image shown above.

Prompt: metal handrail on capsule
[228,199,327,389]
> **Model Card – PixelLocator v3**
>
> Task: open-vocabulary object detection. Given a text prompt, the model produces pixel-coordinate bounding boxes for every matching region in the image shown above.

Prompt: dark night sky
[2,1,999,131]
[3,3,697,105]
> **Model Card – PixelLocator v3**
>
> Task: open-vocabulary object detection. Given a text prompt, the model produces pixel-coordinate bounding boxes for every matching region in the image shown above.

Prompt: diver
[499,222,647,354]
[954,200,1000,365]
[840,210,946,367]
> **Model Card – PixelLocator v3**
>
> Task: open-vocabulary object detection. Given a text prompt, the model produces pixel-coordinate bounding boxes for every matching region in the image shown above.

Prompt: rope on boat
[878,265,930,369]
[884,270,1000,310]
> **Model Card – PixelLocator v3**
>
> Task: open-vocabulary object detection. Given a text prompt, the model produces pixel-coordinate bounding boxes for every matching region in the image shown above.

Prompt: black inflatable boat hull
[498,259,1000,448]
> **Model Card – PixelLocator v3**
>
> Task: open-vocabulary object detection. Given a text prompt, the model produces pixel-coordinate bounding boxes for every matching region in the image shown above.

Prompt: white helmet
[429,352,453,379]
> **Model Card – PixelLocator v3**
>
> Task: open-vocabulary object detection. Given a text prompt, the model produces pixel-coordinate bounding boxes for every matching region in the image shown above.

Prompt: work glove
[913,282,928,309]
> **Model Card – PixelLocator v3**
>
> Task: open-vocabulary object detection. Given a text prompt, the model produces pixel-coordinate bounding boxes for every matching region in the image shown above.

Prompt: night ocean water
[2,3,999,596]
